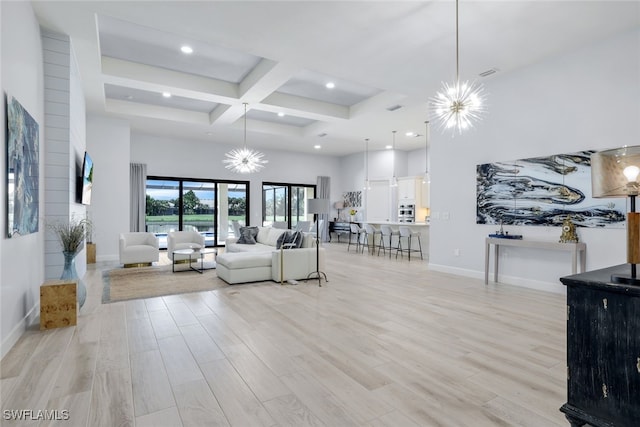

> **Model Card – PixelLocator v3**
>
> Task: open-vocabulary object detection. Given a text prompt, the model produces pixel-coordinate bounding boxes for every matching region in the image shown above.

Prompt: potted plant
[48,215,88,308]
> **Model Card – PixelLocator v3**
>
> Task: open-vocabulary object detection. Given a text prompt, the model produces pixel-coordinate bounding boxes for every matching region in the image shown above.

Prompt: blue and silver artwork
[477,151,625,227]
[7,96,40,237]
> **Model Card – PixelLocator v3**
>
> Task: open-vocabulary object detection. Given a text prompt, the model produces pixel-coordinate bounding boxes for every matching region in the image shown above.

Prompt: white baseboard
[1,302,40,359]
[97,254,118,263]
[428,263,566,295]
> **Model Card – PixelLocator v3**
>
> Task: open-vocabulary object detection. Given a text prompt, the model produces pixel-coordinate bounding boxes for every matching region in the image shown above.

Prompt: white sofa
[167,230,205,261]
[225,226,315,253]
[217,226,324,284]
[119,232,159,267]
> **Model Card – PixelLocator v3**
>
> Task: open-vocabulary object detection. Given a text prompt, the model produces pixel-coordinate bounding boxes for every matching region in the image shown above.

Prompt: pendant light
[364,138,371,190]
[422,120,431,184]
[223,103,268,174]
[430,0,486,135]
[390,131,398,187]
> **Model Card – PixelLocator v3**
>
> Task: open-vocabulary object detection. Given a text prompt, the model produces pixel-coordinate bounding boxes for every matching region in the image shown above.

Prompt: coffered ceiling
[31,1,639,156]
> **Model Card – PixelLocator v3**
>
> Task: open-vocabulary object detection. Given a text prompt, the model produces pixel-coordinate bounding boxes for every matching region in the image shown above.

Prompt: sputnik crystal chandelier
[430,0,486,135]
[223,103,268,174]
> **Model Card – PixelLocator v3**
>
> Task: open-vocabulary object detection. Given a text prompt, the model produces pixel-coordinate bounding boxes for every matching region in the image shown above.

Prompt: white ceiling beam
[105,99,210,124]
[239,59,300,102]
[102,56,239,102]
[244,118,304,139]
[260,92,350,122]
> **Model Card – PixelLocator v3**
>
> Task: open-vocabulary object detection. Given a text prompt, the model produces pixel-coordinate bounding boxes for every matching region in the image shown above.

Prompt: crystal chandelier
[223,103,268,173]
[430,0,486,135]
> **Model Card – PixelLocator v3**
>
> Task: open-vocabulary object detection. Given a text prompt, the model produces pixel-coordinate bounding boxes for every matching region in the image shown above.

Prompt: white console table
[484,237,586,284]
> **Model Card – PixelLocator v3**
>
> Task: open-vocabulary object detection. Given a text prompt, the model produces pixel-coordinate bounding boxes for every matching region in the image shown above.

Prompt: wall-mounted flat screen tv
[81,151,93,205]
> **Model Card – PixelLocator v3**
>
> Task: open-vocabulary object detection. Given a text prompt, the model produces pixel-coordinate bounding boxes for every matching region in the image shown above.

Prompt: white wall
[86,115,131,261]
[42,30,88,280]
[429,29,640,292]
[0,1,45,358]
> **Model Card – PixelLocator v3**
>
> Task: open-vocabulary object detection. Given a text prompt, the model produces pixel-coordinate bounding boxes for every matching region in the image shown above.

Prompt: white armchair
[119,232,159,267]
[167,230,205,261]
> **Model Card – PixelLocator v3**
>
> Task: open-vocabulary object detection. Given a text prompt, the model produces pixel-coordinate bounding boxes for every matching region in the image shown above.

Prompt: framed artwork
[343,191,362,208]
[7,95,40,237]
[477,151,625,228]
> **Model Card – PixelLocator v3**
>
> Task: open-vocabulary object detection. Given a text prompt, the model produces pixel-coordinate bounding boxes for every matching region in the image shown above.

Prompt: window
[262,182,315,229]
[146,177,248,248]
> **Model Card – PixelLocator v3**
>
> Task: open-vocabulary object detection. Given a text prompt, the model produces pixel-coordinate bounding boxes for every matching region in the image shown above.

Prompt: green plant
[48,215,88,254]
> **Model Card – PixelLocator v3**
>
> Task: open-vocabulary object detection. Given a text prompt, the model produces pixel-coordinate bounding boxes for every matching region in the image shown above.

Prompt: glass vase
[60,250,87,309]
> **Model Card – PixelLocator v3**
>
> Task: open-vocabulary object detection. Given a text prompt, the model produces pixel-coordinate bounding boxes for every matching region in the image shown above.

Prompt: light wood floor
[1,243,569,426]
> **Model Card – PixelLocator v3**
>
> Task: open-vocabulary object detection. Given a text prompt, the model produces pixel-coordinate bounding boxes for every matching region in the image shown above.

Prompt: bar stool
[378,224,399,258]
[362,223,383,255]
[396,226,423,261]
[348,223,366,253]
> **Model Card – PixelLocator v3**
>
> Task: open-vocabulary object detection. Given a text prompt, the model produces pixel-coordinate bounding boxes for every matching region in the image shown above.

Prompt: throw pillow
[276,231,304,249]
[276,232,288,249]
[237,226,258,244]
[289,230,304,248]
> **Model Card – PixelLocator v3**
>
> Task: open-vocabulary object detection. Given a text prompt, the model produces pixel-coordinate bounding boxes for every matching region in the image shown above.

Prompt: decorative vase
[350,215,355,222]
[60,250,87,309]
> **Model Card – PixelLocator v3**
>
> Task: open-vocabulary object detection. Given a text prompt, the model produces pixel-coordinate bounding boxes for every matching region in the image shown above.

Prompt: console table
[560,265,640,426]
[485,237,586,284]
[329,221,351,242]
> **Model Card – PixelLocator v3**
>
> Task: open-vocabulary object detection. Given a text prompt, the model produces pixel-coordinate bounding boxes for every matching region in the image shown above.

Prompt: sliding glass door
[182,181,215,246]
[262,182,315,229]
[146,177,248,247]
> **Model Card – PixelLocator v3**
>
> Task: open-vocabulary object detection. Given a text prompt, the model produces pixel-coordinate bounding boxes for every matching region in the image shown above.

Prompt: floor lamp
[307,198,329,286]
[591,146,640,285]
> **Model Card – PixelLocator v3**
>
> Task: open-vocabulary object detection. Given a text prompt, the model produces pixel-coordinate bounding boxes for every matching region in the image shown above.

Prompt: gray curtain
[130,163,147,232]
[316,176,330,242]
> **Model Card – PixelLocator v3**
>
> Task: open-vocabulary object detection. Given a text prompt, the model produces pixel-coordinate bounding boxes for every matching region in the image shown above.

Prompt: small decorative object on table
[350,209,357,222]
[489,222,522,239]
[559,215,579,243]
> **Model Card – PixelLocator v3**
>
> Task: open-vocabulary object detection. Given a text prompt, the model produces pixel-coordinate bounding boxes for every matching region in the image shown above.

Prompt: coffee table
[172,248,217,273]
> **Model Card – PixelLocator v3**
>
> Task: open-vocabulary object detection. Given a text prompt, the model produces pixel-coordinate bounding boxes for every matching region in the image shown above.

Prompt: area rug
[102,265,228,303]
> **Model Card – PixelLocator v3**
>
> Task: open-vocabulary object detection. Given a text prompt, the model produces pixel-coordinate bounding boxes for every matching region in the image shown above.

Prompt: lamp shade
[308,198,330,214]
[591,145,640,198]
[333,201,344,210]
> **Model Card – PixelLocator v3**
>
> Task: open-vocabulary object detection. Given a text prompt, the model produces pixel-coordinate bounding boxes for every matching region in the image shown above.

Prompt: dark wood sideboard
[559,264,640,427]
[328,221,351,242]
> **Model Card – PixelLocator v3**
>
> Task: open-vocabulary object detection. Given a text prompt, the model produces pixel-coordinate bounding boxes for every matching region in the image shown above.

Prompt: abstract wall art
[343,191,362,208]
[7,95,40,237]
[477,151,625,228]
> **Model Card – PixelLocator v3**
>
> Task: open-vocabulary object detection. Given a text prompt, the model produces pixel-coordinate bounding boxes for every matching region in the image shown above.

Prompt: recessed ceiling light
[181,45,193,54]
[277,112,285,117]
[162,92,172,98]
[405,132,414,137]
[317,132,328,137]
[385,145,393,149]
[325,82,335,89]
[314,145,321,150]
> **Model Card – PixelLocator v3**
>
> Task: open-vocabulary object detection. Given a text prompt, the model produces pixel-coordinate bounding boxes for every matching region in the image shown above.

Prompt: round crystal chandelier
[430,0,486,135]
[223,103,268,173]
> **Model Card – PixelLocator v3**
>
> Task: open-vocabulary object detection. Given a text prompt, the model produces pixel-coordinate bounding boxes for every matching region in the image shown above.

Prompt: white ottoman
[215,252,273,284]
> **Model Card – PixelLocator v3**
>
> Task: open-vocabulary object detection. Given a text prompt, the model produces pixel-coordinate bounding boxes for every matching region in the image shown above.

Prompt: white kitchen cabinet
[397,177,428,208]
